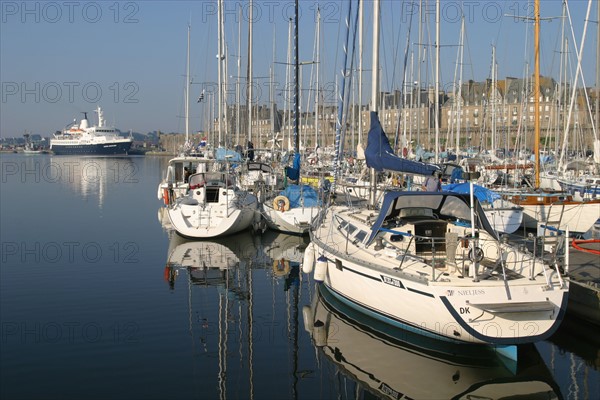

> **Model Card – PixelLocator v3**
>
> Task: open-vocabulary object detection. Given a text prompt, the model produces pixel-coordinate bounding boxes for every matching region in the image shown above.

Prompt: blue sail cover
[285,153,301,181]
[365,112,439,176]
[280,184,319,208]
[442,183,501,204]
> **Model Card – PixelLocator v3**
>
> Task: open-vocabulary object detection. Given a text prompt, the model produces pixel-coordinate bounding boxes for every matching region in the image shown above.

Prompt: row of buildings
[200,75,597,153]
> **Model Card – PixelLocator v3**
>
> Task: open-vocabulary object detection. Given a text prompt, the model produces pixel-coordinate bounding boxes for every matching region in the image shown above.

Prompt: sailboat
[161,24,259,239]
[307,0,569,356]
[157,25,214,206]
[260,10,322,236]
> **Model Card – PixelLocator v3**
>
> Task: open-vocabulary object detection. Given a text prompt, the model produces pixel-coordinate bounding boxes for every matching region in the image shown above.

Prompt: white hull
[309,193,568,346]
[520,201,600,233]
[484,200,523,234]
[168,200,257,239]
[167,170,259,239]
[262,203,318,235]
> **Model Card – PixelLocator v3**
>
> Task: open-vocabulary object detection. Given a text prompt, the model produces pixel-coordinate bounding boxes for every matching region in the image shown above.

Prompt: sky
[0,0,597,138]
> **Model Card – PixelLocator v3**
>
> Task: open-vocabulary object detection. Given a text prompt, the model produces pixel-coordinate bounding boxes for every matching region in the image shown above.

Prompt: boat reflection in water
[163,229,258,289]
[258,229,309,279]
[161,229,309,399]
[50,155,136,208]
[304,286,562,400]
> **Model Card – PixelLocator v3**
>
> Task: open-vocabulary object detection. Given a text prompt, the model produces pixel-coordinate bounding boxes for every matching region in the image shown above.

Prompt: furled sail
[365,112,439,176]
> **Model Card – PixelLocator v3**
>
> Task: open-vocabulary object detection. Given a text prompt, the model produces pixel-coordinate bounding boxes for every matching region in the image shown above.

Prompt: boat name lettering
[378,382,403,400]
[447,289,485,296]
[380,275,404,289]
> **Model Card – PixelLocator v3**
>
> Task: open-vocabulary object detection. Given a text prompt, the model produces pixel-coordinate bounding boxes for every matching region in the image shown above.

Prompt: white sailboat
[157,25,213,205]
[307,0,569,357]
[166,163,259,239]
[260,10,321,236]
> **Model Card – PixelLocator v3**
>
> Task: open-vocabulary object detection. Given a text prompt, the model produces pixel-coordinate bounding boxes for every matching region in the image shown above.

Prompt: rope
[571,239,600,255]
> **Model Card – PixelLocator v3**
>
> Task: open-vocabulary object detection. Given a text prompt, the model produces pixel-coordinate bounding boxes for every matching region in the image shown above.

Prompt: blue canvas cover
[285,153,301,181]
[365,112,439,176]
[215,147,242,162]
[280,184,319,208]
[442,182,501,204]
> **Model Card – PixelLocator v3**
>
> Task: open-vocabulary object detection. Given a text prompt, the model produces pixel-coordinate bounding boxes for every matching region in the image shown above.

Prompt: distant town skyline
[1,0,597,138]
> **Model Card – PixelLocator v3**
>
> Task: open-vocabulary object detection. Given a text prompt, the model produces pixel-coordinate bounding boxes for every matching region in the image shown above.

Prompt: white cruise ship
[50,106,132,155]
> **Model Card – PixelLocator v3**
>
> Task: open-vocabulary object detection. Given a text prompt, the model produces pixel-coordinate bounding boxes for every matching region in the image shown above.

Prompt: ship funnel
[79,112,89,130]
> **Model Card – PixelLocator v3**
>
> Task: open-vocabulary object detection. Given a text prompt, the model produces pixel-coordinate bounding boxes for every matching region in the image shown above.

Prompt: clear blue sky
[1,0,596,138]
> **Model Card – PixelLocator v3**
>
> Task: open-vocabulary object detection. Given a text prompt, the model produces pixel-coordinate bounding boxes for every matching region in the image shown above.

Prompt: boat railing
[391,230,568,287]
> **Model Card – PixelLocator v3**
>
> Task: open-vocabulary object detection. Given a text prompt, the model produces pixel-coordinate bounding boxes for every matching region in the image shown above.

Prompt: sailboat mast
[533,0,541,188]
[369,0,380,208]
[434,0,440,163]
[293,0,300,153]
[491,45,497,153]
[456,16,464,162]
[371,0,380,113]
[248,0,254,145]
[236,4,241,146]
[315,7,321,148]
[358,0,364,146]
[217,0,223,145]
[596,0,599,138]
[185,24,190,143]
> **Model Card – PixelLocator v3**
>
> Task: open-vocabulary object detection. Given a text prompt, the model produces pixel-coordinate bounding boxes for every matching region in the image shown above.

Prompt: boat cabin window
[354,230,367,243]
[188,174,205,189]
[399,208,434,220]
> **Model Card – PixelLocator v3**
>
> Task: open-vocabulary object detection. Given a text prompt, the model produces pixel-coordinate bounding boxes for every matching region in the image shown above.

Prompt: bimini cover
[366,191,497,246]
[442,183,501,204]
[280,184,319,208]
[365,112,439,176]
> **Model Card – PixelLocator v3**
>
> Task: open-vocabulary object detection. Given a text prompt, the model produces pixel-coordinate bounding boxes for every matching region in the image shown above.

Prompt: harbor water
[1,153,598,399]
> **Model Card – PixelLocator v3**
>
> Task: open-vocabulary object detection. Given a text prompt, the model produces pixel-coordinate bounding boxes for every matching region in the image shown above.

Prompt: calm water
[1,153,598,400]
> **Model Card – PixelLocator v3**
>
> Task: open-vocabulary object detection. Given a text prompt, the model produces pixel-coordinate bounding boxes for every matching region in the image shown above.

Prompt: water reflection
[544,315,600,399]
[164,230,259,290]
[161,229,310,399]
[304,286,562,400]
[48,156,137,208]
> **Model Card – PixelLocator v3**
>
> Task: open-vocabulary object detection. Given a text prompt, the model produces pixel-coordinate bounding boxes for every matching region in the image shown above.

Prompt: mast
[369,0,380,208]
[185,24,190,143]
[217,0,224,145]
[533,0,540,188]
[314,7,321,148]
[491,45,497,153]
[270,24,276,150]
[236,4,241,146]
[358,0,364,146]
[371,0,380,113]
[293,0,300,153]
[456,16,464,162]
[416,0,422,147]
[247,0,254,145]
[596,0,599,145]
[434,0,440,163]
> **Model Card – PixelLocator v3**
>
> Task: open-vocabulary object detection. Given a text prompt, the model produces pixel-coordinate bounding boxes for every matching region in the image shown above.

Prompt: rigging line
[331,0,354,196]
[393,0,414,150]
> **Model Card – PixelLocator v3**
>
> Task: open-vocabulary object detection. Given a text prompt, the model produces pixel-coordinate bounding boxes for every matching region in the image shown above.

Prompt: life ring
[273,195,290,212]
[272,259,290,276]
[162,188,170,206]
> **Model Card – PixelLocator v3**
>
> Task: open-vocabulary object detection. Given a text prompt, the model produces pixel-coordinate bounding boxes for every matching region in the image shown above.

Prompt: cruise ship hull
[51,141,132,155]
